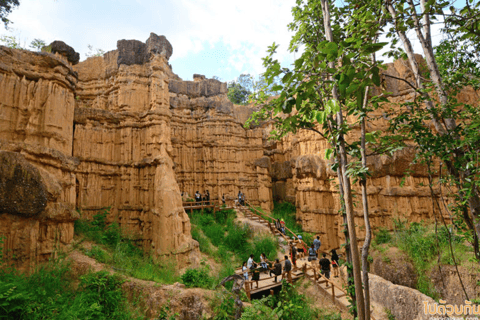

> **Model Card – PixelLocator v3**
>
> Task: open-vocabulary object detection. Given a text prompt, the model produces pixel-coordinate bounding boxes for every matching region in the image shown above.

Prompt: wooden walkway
[182,200,224,214]
[234,203,352,309]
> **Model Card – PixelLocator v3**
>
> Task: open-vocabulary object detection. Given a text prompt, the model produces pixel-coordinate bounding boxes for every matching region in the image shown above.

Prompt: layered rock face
[266,57,453,250]
[0,46,78,270]
[169,75,272,210]
[73,33,198,264]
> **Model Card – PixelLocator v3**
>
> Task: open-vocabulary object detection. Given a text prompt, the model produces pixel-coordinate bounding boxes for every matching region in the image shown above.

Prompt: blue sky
[0,0,297,82]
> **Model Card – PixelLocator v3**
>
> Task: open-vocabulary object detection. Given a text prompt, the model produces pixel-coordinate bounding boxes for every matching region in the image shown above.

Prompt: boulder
[45,40,80,64]
[0,151,47,217]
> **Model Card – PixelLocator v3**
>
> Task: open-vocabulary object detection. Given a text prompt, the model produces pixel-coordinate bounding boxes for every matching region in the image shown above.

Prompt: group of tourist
[194,190,210,204]
[241,237,340,288]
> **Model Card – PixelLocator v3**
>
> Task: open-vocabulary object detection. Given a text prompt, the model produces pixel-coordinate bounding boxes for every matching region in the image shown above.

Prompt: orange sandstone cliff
[2,33,475,270]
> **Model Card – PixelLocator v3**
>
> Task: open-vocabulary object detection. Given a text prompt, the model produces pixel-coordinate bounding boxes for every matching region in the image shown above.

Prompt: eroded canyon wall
[72,34,198,264]
[169,75,272,210]
[0,46,78,270]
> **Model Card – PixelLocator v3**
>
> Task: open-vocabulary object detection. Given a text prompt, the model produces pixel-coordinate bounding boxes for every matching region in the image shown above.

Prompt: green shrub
[181,265,214,289]
[374,227,392,245]
[0,261,141,320]
[76,208,179,285]
[270,202,314,244]
[240,281,326,320]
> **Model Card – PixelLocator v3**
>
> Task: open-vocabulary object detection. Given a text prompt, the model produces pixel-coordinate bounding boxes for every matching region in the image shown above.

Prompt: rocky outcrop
[371,246,418,289]
[369,273,437,320]
[45,40,80,65]
[73,33,198,265]
[0,45,78,270]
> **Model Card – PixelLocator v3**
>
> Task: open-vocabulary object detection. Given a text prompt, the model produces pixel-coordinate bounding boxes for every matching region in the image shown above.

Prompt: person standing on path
[282,255,292,282]
[331,249,340,277]
[270,259,282,282]
[319,253,331,287]
[290,245,297,269]
[280,219,286,235]
[313,236,321,256]
[308,244,317,270]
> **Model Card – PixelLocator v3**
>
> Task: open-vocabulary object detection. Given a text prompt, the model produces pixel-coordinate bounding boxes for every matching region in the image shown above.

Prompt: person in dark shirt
[290,245,297,269]
[270,259,282,282]
[251,263,260,288]
[331,249,340,278]
[282,255,292,282]
[319,253,331,287]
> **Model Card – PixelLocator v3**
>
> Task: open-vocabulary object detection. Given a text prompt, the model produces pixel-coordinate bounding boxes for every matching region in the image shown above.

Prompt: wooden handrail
[244,201,299,241]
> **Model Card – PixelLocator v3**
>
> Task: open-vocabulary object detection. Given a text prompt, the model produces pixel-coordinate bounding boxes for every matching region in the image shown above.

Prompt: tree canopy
[247,0,480,318]
[0,0,20,27]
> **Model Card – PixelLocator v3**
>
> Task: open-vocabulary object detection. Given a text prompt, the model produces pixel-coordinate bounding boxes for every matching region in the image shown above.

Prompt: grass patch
[187,208,278,289]
[270,201,314,244]
[75,208,179,284]
[0,260,144,319]
[373,220,475,299]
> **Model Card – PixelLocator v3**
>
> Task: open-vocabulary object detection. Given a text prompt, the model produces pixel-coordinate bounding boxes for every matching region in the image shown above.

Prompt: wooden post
[331,284,335,303]
[313,268,317,281]
[245,281,251,300]
[270,289,274,296]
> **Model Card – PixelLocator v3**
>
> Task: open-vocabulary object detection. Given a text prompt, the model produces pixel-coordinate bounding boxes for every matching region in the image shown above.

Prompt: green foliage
[210,291,237,320]
[385,308,396,320]
[240,281,339,320]
[86,44,106,57]
[181,263,214,289]
[0,261,141,319]
[271,202,314,245]
[0,34,23,49]
[0,0,19,27]
[373,227,392,245]
[227,75,252,105]
[29,38,46,51]
[75,208,179,284]
[376,220,473,299]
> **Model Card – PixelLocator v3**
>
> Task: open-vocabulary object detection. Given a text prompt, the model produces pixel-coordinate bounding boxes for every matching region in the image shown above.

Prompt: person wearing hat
[280,219,286,235]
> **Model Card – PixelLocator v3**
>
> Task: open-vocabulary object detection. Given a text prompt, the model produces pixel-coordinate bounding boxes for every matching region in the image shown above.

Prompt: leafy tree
[381,0,480,277]
[246,1,389,318]
[85,44,105,58]
[0,0,19,28]
[227,74,253,105]
[29,38,46,51]
[0,34,22,48]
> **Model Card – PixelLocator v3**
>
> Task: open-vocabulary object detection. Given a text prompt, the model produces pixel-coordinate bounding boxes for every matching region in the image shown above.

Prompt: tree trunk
[387,0,480,258]
[320,0,366,318]
[360,86,372,320]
